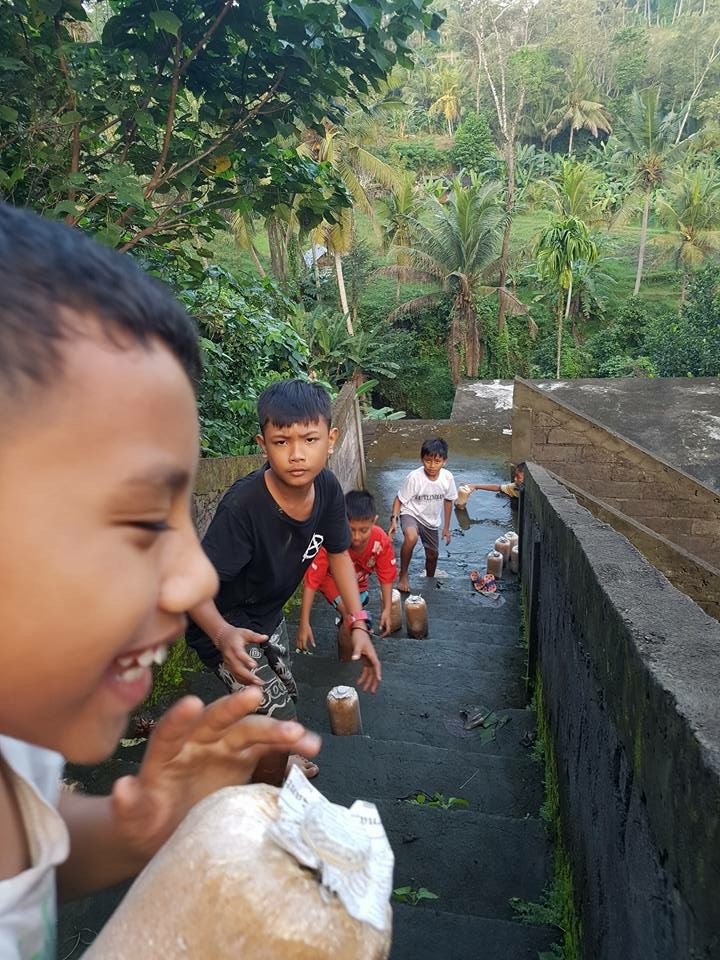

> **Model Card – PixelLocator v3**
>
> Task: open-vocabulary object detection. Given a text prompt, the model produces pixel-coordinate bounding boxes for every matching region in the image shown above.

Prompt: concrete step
[313,736,543,816]
[292,647,526,690]
[390,905,557,960]
[292,591,521,632]
[293,657,527,713]
[295,621,522,651]
[372,801,550,921]
[299,685,533,752]
[298,633,527,675]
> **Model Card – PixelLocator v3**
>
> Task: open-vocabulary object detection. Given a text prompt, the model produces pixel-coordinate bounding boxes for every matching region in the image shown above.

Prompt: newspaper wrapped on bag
[86,768,393,960]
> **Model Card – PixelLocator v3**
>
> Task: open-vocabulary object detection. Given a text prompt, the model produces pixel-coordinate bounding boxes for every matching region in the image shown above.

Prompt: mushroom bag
[85,776,393,960]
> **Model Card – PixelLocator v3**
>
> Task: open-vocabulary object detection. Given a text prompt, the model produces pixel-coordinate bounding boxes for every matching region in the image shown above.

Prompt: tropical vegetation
[2,0,720,451]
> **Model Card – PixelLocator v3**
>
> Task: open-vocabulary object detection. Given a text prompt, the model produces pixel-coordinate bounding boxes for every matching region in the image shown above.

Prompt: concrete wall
[558,474,720,623]
[520,464,720,960]
[512,379,720,569]
[191,382,365,537]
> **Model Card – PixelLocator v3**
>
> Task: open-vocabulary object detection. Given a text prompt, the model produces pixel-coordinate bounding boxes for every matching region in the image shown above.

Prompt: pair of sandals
[470,570,497,595]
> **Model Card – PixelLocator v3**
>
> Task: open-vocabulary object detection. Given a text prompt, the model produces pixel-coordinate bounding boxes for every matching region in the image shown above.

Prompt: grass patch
[144,637,203,710]
[519,672,582,960]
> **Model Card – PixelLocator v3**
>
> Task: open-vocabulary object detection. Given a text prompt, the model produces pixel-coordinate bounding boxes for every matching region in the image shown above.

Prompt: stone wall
[558,473,720,623]
[512,378,720,569]
[520,464,720,960]
[191,382,365,537]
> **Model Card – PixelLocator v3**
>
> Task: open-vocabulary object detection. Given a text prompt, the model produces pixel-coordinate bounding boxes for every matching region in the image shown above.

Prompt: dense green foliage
[3,0,720,452]
[451,112,494,174]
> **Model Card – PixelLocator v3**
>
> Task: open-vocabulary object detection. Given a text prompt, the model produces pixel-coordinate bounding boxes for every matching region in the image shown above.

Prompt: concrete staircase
[287,562,557,960]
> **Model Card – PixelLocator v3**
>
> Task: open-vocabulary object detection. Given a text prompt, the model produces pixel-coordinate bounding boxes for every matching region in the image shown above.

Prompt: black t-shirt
[186,465,351,667]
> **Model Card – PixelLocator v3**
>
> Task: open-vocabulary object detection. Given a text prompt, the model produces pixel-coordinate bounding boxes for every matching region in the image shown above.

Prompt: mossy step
[370,801,550,921]
[298,677,533,753]
[312,735,543,816]
[390,904,557,960]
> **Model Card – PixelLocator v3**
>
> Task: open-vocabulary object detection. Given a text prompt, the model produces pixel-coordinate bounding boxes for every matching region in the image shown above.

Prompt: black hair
[0,203,201,395]
[345,489,376,520]
[257,378,332,432]
[420,437,448,459]
[515,461,526,473]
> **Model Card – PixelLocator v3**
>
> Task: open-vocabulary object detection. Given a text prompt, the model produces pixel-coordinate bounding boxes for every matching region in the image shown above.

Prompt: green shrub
[390,138,450,174]
[451,112,495,174]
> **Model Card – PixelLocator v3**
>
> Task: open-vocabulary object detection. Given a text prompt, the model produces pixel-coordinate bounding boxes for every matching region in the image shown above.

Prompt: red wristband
[345,610,370,628]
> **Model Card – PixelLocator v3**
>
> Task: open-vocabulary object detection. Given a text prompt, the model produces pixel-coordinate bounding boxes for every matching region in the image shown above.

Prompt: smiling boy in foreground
[0,203,320,960]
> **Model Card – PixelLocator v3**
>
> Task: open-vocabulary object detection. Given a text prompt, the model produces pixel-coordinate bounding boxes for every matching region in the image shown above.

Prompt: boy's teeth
[117,666,145,683]
[116,644,169,671]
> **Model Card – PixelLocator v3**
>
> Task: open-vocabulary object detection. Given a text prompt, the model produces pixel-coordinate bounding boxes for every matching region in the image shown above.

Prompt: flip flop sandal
[470,570,497,594]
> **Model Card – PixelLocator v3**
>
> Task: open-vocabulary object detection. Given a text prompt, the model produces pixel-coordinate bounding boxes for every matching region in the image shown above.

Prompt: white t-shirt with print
[0,736,69,960]
[397,466,458,529]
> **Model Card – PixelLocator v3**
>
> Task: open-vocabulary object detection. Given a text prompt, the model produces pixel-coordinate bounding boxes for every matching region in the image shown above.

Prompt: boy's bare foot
[397,578,411,593]
[286,754,320,779]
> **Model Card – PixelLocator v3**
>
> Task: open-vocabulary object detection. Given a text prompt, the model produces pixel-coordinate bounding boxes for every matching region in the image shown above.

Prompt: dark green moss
[516,671,583,960]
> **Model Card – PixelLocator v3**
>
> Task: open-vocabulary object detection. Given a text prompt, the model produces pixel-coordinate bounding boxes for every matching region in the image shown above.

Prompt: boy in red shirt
[296,490,397,659]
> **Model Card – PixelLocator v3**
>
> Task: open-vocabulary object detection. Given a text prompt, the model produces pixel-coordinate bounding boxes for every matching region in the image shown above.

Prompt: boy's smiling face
[0,325,218,763]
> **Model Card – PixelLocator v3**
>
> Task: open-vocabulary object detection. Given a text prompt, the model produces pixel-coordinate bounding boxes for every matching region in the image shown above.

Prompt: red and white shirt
[304,525,397,603]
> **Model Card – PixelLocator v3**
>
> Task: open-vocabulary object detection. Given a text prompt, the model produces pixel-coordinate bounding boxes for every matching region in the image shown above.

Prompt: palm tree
[385,176,510,384]
[380,177,422,302]
[300,117,400,332]
[615,88,687,295]
[654,165,720,302]
[428,66,462,136]
[545,159,609,228]
[535,216,598,379]
[549,56,611,156]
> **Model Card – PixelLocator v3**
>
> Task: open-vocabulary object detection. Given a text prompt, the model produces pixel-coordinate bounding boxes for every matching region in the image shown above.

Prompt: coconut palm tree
[535,216,598,378]
[615,88,688,295]
[385,176,511,384]
[654,164,720,303]
[300,117,400,332]
[549,56,611,156]
[544,159,609,228]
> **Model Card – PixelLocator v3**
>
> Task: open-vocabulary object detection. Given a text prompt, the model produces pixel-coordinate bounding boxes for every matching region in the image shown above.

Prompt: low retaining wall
[192,382,365,537]
[558,473,720,623]
[521,464,720,960]
[512,379,720,569]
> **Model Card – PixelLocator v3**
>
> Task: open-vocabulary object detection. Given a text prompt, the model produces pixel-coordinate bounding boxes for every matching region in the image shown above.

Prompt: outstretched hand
[215,625,268,685]
[110,688,321,863]
[351,627,382,693]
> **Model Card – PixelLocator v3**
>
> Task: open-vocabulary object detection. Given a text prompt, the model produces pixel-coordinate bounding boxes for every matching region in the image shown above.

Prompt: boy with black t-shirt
[187,379,382,785]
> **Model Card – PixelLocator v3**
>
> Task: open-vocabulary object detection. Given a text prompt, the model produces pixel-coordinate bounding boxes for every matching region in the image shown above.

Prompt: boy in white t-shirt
[0,204,320,960]
[388,437,458,592]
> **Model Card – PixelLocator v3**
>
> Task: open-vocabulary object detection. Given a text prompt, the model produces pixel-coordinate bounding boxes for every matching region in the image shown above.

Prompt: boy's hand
[110,689,321,864]
[351,627,382,693]
[295,622,315,654]
[388,518,398,538]
[442,527,452,545]
[379,607,392,636]
[215,625,268,685]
